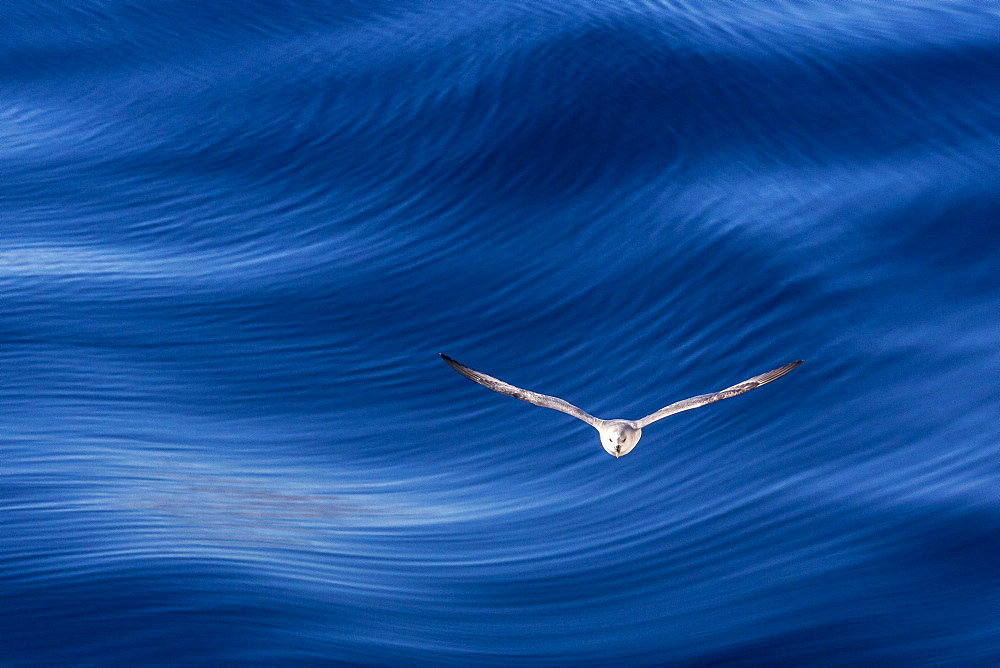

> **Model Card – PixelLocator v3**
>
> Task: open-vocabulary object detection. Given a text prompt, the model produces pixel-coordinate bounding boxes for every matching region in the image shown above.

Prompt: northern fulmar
[440,354,802,458]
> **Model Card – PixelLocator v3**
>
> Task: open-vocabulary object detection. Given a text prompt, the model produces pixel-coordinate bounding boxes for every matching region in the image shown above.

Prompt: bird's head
[600,422,641,458]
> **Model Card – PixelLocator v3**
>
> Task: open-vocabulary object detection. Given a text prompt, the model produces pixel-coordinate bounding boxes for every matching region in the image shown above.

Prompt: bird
[440,354,802,458]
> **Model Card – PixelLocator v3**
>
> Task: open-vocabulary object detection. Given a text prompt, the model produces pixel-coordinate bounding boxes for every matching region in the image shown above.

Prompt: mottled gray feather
[440,354,599,427]
[635,360,803,428]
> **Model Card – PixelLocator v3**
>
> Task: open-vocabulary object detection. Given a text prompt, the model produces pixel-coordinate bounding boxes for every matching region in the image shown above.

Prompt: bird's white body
[596,420,642,458]
[440,354,802,458]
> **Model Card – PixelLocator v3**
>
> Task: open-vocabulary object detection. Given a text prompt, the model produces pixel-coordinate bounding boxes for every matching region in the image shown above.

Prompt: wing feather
[635,360,803,428]
[440,354,599,427]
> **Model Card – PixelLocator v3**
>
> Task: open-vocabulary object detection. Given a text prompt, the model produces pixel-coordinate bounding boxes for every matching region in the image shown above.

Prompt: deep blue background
[3,1,999,664]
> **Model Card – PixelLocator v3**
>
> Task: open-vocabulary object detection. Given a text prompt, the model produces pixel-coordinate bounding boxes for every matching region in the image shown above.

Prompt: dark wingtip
[780,360,804,375]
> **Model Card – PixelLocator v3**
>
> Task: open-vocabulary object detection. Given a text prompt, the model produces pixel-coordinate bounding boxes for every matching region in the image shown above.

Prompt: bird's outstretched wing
[635,360,803,428]
[440,354,599,427]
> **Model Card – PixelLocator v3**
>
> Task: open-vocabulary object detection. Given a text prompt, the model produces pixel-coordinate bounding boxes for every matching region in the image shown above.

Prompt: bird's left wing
[635,360,802,428]
[440,354,599,427]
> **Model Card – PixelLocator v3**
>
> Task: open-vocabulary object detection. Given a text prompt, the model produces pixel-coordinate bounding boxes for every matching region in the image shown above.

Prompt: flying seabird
[440,354,802,458]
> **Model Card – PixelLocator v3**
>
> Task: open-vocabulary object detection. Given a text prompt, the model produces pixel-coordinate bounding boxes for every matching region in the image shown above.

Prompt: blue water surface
[3,0,999,664]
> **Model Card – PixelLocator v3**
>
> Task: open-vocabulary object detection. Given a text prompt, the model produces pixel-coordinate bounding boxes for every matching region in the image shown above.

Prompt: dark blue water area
[3,0,999,664]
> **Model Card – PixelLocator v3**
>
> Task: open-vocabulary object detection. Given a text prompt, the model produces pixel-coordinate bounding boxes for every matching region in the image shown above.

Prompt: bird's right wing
[635,360,803,428]
[440,354,599,427]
